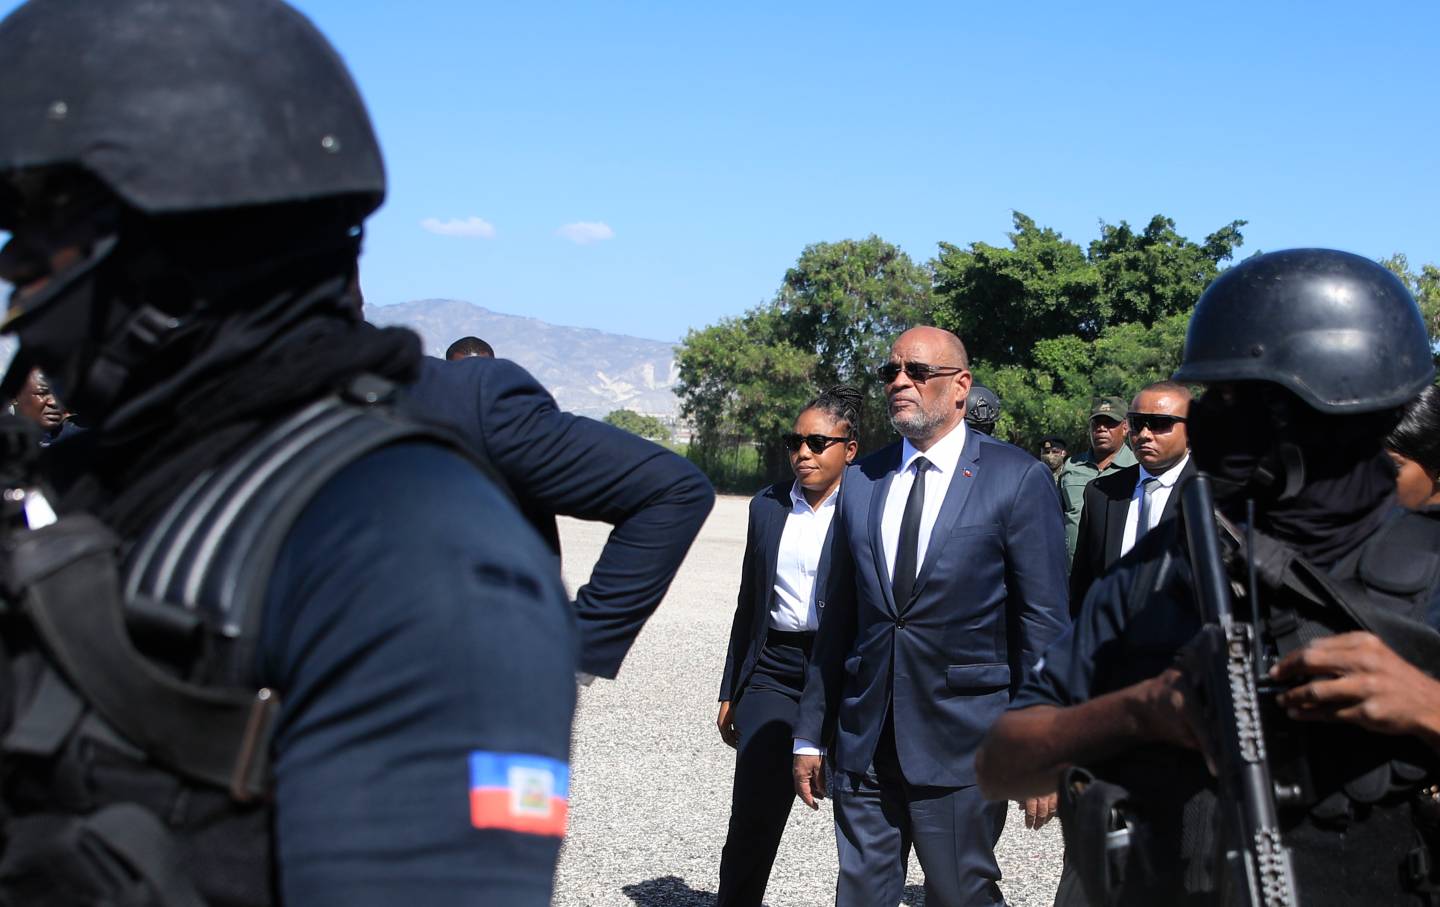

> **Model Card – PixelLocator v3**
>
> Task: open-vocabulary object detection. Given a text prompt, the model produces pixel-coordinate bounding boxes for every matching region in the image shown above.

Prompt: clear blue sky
[14,1,1440,342]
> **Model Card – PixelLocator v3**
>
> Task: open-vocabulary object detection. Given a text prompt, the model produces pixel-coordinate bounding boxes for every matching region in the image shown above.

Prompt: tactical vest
[1060,508,1440,907]
[0,378,488,907]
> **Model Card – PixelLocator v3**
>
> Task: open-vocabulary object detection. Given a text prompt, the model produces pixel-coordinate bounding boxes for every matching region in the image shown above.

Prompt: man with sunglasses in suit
[1068,381,1193,614]
[792,327,1070,907]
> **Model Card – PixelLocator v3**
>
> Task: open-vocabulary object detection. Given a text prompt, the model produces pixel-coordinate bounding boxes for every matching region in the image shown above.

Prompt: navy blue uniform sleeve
[1011,557,1139,710]
[257,443,577,907]
[417,357,714,678]
[1011,532,1199,710]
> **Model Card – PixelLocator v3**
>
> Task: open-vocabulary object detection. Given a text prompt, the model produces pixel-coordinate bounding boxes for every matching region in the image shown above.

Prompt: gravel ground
[552,495,1063,907]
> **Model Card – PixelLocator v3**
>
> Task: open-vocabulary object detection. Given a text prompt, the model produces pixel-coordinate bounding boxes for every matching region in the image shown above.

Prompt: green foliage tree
[676,309,816,487]
[932,212,1243,367]
[677,236,932,486]
[1090,215,1245,327]
[603,408,670,441]
[677,214,1260,487]
[773,236,936,452]
[979,311,1192,453]
[1381,253,1440,354]
[933,214,1101,365]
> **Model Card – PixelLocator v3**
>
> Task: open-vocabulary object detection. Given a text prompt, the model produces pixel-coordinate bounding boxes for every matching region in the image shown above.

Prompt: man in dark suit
[405,354,714,680]
[1069,380,1193,614]
[792,327,1070,907]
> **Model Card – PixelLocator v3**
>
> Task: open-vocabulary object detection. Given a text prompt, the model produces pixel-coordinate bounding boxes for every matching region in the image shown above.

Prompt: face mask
[1188,387,1310,506]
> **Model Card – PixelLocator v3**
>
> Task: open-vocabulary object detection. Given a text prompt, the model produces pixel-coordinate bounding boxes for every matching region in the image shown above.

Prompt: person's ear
[844,439,857,464]
[953,370,973,410]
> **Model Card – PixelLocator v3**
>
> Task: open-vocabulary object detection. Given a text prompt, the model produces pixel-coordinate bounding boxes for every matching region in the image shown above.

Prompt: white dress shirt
[794,421,968,757]
[880,422,969,583]
[769,480,840,632]
[1119,452,1191,557]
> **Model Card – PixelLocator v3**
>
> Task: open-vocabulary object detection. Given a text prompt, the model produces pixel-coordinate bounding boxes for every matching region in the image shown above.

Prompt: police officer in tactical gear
[0,1,577,905]
[965,383,1001,435]
[976,248,1440,906]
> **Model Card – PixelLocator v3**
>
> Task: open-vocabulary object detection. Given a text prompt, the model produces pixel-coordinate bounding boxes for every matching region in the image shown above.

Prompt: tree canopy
[676,236,932,483]
[676,212,1438,492]
[603,409,670,441]
[1382,253,1440,354]
[932,212,1244,367]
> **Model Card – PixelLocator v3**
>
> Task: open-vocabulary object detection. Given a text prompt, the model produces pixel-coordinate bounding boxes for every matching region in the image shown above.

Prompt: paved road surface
[553,494,1063,906]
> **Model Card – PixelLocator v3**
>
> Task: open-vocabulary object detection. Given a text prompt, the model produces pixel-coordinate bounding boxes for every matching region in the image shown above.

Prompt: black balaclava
[9,199,422,537]
[1188,384,1400,566]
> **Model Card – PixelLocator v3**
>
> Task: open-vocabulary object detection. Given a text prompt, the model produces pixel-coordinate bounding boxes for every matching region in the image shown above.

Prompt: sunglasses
[783,433,851,454]
[1126,412,1187,433]
[876,361,965,383]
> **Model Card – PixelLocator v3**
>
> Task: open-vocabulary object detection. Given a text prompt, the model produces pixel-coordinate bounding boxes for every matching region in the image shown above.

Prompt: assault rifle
[1179,474,1299,907]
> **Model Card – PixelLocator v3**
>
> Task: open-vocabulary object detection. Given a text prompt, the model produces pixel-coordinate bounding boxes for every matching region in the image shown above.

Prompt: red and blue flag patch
[469,751,570,837]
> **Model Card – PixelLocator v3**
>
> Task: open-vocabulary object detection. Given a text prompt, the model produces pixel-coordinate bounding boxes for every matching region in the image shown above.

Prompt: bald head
[895,326,969,370]
[884,326,973,449]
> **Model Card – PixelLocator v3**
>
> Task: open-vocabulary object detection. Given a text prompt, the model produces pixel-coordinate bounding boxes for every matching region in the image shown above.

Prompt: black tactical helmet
[0,0,385,220]
[965,384,1000,429]
[1173,249,1434,414]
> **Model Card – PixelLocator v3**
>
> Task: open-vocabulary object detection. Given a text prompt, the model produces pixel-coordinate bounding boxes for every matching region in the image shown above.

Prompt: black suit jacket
[719,481,836,703]
[405,356,715,679]
[1069,457,1196,615]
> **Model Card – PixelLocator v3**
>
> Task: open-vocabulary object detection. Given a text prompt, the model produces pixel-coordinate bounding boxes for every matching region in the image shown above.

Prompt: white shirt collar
[1138,451,1190,487]
[899,419,968,476]
[790,479,840,512]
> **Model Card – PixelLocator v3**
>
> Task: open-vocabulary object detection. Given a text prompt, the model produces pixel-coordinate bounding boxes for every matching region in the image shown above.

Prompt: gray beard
[890,406,949,442]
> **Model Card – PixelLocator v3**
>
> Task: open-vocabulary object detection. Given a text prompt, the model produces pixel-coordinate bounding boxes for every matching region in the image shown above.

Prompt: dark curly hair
[801,385,863,438]
[1387,384,1440,473]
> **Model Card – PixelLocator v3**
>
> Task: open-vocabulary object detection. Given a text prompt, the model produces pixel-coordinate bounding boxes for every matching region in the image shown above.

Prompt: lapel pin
[963,469,973,478]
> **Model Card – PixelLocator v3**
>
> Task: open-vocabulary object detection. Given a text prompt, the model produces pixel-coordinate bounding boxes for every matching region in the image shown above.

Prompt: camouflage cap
[1089,396,1127,422]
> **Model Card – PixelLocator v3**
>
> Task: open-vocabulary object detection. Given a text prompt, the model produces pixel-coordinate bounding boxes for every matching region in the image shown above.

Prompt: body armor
[0,382,480,906]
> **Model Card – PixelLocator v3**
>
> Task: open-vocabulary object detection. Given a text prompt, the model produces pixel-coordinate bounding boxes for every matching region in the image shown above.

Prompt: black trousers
[716,631,812,907]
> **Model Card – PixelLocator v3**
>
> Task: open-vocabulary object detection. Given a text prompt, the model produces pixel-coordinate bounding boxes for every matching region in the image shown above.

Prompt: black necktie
[892,456,929,609]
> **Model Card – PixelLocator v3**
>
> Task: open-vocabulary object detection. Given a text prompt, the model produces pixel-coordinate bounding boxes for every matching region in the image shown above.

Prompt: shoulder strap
[10,378,490,801]
[11,514,276,800]
[124,375,483,682]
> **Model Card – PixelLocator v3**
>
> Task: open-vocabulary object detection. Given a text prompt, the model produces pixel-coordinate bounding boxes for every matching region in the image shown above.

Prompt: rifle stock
[1179,475,1299,907]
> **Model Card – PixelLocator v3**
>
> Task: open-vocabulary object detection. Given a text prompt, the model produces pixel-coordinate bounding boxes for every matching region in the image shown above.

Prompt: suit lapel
[907,429,980,610]
[868,446,901,615]
[1103,481,1131,564]
[758,484,789,628]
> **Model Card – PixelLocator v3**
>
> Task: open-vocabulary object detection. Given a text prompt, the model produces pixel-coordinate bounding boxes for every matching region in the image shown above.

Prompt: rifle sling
[11,514,274,800]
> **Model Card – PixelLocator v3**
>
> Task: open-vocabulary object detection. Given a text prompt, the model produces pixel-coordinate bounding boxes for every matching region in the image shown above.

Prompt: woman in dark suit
[714,386,860,907]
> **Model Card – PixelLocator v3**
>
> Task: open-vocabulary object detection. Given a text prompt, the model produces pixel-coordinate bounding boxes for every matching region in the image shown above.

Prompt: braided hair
[802,385,863,438]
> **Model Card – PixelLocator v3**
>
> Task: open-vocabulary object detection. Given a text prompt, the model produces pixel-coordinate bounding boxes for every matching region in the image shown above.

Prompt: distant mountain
[0,299,680,421]
[366,299,682,419]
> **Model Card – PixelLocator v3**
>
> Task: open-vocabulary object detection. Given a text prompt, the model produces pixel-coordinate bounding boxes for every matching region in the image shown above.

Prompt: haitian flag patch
[469,751,570,837]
